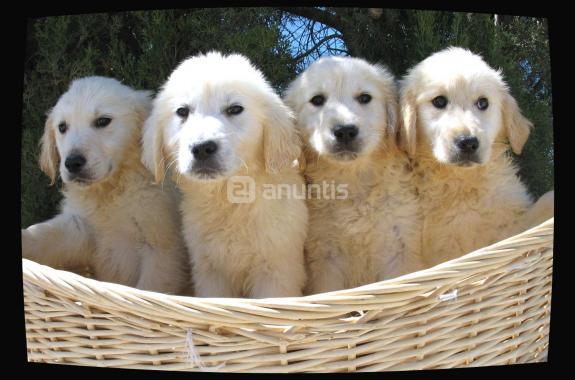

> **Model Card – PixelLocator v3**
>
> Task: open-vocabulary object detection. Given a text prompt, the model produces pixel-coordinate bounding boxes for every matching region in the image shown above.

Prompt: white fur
[285,56,425,294]
[399,47,554,267]
[143,52,308,298]
[21,76,189,294]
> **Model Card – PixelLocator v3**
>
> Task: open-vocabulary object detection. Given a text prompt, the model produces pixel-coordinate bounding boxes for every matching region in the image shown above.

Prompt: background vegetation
[21,8,553,228]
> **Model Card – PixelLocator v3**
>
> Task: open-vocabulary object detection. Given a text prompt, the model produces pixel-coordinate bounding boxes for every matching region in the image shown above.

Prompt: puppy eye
[476,97,489,110]
[94,117,112,128]
[357,93,372,104]
[226,104,244,116]
[432,96,448,109]
[176,106,190,118]
[58,122,68,134]
[310,94,326,107]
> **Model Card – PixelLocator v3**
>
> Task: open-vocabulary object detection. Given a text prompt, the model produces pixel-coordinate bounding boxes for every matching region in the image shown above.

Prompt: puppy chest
[90,208,152,249]
[185,204,305,266]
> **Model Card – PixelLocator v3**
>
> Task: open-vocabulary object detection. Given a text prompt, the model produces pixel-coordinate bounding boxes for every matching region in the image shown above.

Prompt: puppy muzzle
[450,135,481,166]
[329,124,362,160]
[188,140,224,180]
[64,152,94,184]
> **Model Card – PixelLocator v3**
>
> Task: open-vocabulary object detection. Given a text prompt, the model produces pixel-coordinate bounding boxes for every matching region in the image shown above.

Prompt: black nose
[333,125,359,143]
[191,141,219,161]
[64,154,87,173]
[455,135,479,153]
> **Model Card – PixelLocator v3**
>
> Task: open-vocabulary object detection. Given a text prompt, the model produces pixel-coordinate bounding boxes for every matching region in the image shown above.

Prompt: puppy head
[399,47,531,166]
[142,51,300,183]
[284,56,398,164]
[40,76,151,185]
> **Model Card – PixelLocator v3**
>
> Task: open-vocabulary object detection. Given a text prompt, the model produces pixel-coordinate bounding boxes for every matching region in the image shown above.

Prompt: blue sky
[280,14,347,73]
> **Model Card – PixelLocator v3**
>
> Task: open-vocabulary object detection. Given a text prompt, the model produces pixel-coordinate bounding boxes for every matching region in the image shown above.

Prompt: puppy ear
[141,106,166,183]
[375,67,399,139]
[296,148,307,174]
[382,85,399,140]
[501,90,532,155]
[132,90,153,127]
[38,112,59,185]
[263,97,301,174]
[398,85,418,156]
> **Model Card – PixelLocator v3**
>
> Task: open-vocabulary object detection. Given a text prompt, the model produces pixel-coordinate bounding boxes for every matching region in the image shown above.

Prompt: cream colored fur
[285,56,424,294]
[399,47,554,267]
[21,76,189,294]
[142,52,308,298]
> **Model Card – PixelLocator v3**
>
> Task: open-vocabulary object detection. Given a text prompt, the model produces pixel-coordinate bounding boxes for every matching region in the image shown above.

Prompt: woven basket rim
[21,217,554,307]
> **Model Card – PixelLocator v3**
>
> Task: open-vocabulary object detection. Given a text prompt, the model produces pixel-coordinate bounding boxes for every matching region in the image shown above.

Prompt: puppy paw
[521,190,554,231]
[21,229,35,259]
[532,190,554,222]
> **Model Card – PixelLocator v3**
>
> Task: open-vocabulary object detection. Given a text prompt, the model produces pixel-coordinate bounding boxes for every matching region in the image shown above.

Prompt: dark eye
[310,94,326,107]
[357,93,372,104]
[94,117,112,128]
[176,106,190,118]
[226,104,244,116]
[432,96,448,109]
[476,97,489,110]
[58,122,68,134]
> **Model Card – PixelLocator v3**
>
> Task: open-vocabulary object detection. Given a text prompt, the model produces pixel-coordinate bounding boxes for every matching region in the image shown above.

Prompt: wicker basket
[22,218,553,372]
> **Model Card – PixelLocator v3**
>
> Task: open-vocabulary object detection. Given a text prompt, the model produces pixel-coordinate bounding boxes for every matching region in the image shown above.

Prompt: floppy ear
[132,90,153,127]
[262,97,301,174]
[296,148,307,174]
[39,112,59,185]
[382,85,399,140]
[398,85,418,156]
[374,68,399,139]
[501,90,532,155]
[141,107,166,183]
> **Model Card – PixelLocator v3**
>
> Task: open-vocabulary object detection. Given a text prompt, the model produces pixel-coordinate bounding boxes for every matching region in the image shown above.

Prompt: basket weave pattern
[23,218,553,372]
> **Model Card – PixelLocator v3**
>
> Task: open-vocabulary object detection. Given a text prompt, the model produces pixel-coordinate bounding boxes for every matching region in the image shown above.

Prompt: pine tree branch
[279,7,346,33]
[278,7,357,55]
[292,33,343,62]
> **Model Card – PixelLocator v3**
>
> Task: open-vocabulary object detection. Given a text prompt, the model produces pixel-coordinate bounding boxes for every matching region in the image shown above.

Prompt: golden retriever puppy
[284,56,424,294]
[399,47,554,267]
[21,76,189,294]
[142,52,308,298]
